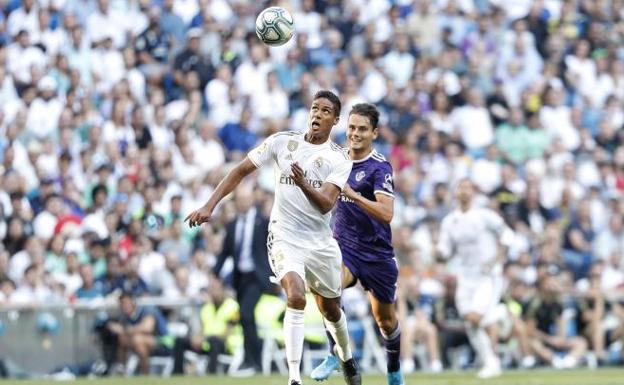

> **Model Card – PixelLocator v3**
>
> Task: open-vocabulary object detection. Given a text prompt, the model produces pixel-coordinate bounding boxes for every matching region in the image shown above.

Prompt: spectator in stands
[433,275,469,370]
[398,275,442,373]
[11,264,52,304]
[580,267,609,361]
[134,6,170,84]
[3,216,28,256]
[75,263,103,300]
[524,273,587,369]
[174,28,213,91]
[562,200,596,280]
[116,256,149,297]
[218,107,257,156]
[96,253,123,296]
[107,292,171,375]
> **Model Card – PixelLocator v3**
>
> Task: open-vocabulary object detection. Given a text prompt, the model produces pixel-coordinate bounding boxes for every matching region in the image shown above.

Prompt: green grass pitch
[5,369,624,385]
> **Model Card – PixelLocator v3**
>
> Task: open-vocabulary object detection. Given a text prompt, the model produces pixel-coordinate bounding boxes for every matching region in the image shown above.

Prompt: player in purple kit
[311,103,404,385]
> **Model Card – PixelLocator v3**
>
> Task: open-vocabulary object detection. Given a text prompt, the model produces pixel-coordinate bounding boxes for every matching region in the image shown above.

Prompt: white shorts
[266,231,342,298]
[455,274,504,326]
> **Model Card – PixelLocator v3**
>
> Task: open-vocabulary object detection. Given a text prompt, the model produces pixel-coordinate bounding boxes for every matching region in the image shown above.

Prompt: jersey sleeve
[373,162,395,197]
[247,134,277,167]
[484,209,515,247]
[325,157,352,190]
[436,216,453,259]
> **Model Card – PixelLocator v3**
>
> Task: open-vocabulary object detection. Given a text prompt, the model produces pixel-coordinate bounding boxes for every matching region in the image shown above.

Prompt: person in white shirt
[92,36,125,93]
[32,193,64,241]
[204,64,231,113]
[539,87,580,152]
[11,264,52,304]
[564,39,597,101]
[437,179,515,379]
[293,0,323,49]
[382,34,415,88]
[35,7,66,56]
[234,44,272,97]
[26,76,63,140]
[470,145,502,194]
[86,0,129,49]
[6,30,47,87]
[186,91,361,385]
[190,120,225,175]
[450,88,494,152]
[7,0,39,39]
[251,71,290,123]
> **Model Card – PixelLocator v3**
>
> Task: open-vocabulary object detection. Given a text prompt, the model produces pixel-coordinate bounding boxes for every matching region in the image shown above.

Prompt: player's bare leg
[464,312,501,379]
[281,272,307,385]
[369,293,405,385]
[314,293,361,385]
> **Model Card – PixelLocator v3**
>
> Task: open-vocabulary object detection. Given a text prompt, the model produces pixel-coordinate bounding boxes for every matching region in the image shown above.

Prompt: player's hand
[290,162,306,187]
[185,206,213,228]
[342,183,359,200]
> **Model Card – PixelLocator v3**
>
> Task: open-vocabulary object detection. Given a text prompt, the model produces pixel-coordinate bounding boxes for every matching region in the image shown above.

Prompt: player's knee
[286,293,306,310]
[376,316,397,336]
[464,313,481,327]
[321,306,341,322]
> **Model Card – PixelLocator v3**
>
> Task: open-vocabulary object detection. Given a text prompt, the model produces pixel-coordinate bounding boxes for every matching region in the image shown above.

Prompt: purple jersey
[334,149,395,261]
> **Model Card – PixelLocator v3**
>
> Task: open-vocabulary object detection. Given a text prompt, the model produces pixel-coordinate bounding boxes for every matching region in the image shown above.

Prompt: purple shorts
[340,243,398,304]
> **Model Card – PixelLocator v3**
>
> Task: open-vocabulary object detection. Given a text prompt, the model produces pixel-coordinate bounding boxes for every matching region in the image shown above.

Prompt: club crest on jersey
[355,171,366,181]
[314,157,323,168]
[287,140,298,152]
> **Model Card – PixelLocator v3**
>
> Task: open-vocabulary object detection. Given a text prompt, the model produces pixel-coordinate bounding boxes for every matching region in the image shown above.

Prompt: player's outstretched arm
[291,162,340,214]
[185,157,258,227]
[343,184,393,224]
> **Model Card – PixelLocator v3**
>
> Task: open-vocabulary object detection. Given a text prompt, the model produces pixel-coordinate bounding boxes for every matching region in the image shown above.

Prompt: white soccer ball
[255,6,294,47]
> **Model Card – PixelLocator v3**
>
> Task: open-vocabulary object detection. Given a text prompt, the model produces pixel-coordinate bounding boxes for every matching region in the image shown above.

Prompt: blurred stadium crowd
[1,0,624,376]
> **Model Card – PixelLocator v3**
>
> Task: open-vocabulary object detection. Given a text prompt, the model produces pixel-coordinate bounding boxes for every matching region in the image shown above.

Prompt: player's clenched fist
[184,206,213,227]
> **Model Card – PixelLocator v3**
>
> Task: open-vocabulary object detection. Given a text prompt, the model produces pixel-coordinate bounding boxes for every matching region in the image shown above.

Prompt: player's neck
[350,147,373,161]
[459,202,471,212]
[304,131,330,145]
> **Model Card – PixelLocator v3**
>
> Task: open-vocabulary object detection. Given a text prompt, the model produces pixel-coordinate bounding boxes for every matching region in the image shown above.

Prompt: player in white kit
[436,179,514,379]
[186,91,361,385]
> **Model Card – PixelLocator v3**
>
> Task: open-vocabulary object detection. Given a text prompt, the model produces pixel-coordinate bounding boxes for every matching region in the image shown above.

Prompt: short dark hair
[313,90,341,116]
[119,291,135,302]
[349,103,380,129]
[91,183,108,202]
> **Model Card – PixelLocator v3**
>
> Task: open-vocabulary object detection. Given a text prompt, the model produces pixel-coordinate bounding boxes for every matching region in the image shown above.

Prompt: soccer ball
[255,6,294,47]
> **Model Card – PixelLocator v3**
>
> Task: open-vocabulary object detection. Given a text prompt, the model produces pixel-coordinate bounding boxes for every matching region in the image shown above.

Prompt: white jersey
[437,206,514,277]
[248,131,352,248]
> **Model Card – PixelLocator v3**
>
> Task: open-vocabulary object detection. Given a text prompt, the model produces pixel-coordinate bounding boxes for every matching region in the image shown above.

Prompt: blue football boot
[310,354,340,381]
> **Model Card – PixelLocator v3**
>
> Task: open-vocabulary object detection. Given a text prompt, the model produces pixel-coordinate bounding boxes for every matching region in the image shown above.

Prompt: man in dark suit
[214,183,272,371]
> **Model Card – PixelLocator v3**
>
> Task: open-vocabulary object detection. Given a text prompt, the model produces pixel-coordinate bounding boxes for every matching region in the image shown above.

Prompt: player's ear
[333,116,339,126]
[372,127,379,140]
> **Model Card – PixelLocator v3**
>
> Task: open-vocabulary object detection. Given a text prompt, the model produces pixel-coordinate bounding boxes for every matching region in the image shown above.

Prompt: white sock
[284,307,305,382]
[466,324,496,366]
[325,310,352,362]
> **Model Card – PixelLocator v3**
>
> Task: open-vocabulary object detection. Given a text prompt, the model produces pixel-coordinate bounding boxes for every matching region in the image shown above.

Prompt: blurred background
[1,0,624,379]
